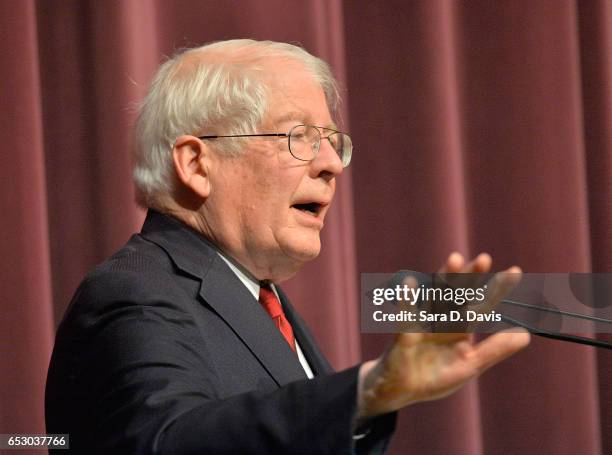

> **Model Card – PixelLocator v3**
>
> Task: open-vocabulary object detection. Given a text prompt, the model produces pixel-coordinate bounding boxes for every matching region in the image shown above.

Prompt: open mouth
[291,202,322,217]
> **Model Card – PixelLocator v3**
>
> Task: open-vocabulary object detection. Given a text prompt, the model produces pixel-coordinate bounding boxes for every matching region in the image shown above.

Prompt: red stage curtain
[1,1,609,453]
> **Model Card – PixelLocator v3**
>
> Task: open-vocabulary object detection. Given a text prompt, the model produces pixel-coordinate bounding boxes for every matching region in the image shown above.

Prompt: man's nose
[310,137,344,180]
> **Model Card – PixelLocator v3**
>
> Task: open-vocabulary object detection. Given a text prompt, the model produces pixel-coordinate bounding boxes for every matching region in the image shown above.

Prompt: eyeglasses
[197,124,353,167]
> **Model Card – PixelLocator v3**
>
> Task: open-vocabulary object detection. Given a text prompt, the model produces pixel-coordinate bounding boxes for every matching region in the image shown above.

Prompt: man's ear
[172,135,211,199]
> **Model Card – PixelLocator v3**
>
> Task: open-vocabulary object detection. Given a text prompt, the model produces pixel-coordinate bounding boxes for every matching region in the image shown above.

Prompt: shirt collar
[216,251,261,301]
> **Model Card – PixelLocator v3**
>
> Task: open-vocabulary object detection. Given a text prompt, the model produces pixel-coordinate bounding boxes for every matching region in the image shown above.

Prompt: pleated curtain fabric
[2,1,610,454]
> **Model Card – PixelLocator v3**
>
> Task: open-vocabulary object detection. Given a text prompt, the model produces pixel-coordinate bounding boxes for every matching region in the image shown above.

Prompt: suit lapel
[141,210,308,387]
[198,255,308,386]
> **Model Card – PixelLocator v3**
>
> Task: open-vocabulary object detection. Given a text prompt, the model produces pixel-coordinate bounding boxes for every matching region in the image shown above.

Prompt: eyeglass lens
[288,125,352,167]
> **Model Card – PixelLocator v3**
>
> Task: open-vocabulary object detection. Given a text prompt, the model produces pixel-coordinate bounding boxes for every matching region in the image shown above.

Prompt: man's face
[202,60,344,281]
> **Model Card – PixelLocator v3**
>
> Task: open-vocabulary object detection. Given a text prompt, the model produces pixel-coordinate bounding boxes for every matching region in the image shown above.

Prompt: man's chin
[290,242,321,263]
[268,242,320,283]
[280,236,321,264]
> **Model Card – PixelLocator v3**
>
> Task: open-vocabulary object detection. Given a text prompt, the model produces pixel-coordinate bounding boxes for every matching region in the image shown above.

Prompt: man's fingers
[439,252,491,274]
[469,329,531,374]
[464,253,492,274]
[439,252,465,274]
[438,252,492,289]
[478,266,522,314]
[459,266,521,331]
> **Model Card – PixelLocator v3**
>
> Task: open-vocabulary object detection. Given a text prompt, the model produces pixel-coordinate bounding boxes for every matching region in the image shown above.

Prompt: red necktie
[259,283,296,352]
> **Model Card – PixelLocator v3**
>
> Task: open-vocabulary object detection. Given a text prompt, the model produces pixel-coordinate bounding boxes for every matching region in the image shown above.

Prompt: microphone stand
[500,300,612,350]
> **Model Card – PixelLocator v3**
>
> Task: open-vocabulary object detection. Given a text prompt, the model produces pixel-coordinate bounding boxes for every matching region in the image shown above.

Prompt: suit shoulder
[82,240,174,295]
[102,233,173,274]
[61,236,199,329]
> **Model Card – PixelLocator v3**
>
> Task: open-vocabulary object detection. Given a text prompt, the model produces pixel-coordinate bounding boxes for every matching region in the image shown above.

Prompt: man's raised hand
[357,252,531,419]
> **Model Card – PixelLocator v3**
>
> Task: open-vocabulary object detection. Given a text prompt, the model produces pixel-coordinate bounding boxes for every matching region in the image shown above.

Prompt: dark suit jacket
[46,210,395,454]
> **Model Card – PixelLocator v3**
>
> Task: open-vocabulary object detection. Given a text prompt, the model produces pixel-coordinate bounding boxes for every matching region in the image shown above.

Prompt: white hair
[132,39,340,209]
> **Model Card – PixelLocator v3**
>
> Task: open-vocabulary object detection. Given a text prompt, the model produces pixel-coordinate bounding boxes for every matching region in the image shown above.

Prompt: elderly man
[46,39,530,454]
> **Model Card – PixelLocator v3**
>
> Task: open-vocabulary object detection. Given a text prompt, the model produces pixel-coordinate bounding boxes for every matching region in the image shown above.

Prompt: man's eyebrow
[274,111,308,125]
[274,112,339,131]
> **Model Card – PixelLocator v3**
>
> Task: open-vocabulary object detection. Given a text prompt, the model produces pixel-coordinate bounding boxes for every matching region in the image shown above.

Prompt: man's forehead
[263,71,335,129]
